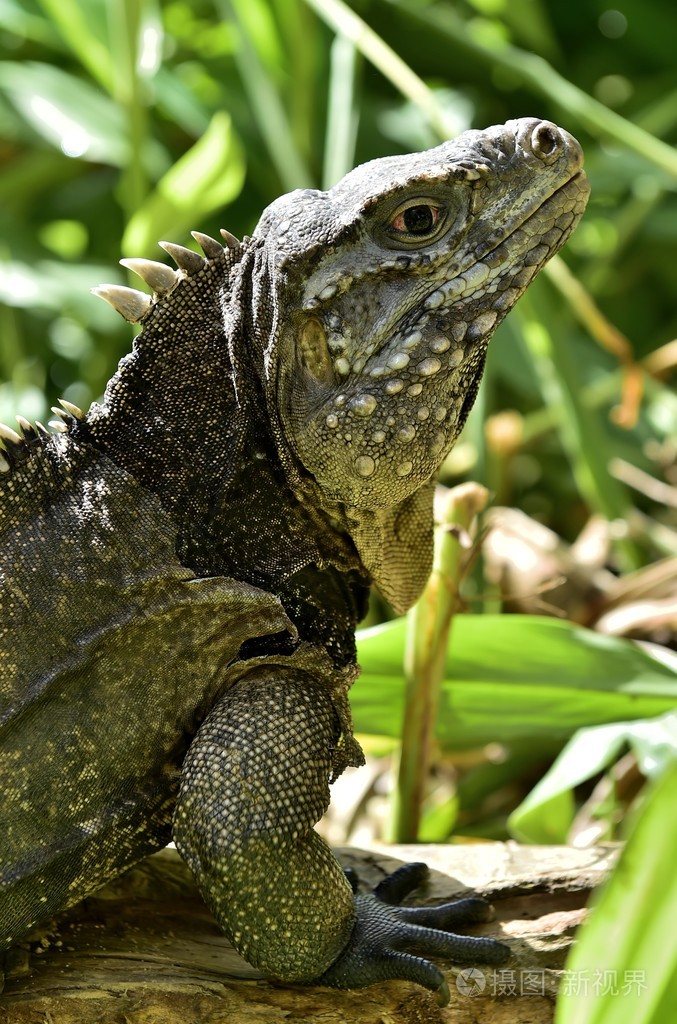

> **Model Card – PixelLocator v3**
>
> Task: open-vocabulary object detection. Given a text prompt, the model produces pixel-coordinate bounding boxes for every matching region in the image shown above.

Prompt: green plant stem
[388,483,489,843]
[303,0,456,140]
[520,292,641,570]
[219,0,314,190]
[38,0,114,93]
[109,0,149,225]
[323,33,360,188]
[382,0,677,179]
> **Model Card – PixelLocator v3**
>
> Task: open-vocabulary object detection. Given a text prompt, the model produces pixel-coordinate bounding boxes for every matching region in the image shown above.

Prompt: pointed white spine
[120,258,177,294]
[191,231,224,258]
[58,399,85,420]
[159,241,205,274]
[220,228,240,249]
[0,423,23,446]
[91,284,152,323]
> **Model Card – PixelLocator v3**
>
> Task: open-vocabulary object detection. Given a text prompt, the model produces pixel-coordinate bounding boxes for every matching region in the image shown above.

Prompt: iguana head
[89,118,588,612]
[253,118,588,512]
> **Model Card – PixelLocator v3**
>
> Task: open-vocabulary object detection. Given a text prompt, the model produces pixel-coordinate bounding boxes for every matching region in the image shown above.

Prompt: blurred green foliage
[1,3,676,1013]
[1,0,676,562]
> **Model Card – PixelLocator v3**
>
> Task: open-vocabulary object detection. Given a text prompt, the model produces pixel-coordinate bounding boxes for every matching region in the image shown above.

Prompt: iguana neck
[74,245,367,643]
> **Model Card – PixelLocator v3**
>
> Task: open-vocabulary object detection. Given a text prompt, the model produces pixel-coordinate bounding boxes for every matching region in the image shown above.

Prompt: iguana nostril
[531,121,562,162]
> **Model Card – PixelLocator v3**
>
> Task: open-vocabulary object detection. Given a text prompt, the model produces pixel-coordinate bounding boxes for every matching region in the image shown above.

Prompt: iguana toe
[317,863,510,1003]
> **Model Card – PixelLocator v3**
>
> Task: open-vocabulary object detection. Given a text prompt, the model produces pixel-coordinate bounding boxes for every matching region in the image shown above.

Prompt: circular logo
[456,967,486,997]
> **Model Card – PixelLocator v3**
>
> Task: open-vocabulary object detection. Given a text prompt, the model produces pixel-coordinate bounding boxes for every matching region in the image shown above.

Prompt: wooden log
[0,842,617,1024]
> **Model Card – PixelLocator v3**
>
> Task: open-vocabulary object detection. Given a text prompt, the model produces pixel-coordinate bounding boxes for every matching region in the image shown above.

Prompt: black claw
[374,861,429,904]
[396,896,495,930]
[436,979,451,1007]
[317,864,510,998]
[343,866,360,893]
[320,943,446,996]
[470,936,511,965]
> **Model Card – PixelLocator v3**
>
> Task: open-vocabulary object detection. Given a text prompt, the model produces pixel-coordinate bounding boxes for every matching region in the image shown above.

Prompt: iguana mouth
[473,168,588,268]
[355,166,589,397]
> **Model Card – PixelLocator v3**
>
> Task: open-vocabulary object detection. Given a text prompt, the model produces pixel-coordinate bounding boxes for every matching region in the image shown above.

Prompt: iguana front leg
[173,667,509,1001]
[174,667,355,979]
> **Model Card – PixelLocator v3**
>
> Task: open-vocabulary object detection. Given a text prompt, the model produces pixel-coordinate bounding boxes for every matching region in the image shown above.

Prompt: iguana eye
[387,202,444,242]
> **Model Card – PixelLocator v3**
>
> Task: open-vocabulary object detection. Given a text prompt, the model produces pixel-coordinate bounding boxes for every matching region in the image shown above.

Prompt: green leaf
[0,61,129,165]
[0,257,126,327]
[122,112,246,257]
[37,0,114,92]
[555,762,677,1024]
[354,616,677,750]
[510,712,677,842]
[216,0,313,191]
[0,0,60,46]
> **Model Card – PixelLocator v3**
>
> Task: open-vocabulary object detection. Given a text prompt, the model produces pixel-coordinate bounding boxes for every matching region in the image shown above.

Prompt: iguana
[0,117,589,1003]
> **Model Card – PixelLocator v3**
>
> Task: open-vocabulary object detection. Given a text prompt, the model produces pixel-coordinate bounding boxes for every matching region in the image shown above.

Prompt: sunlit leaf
[0,258,123,324]
[354,616,677,749]
[121,112,246,257]
[555,762,677,1024]
[0,61,128,164]
[509,712,677,842]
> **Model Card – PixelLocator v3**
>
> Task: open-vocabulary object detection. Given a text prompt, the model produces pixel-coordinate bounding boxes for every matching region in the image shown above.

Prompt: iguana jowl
[0,118,589,1001]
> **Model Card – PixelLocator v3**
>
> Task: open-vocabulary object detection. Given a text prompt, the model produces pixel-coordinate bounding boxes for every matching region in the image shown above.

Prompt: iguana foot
[318,862,510,1005]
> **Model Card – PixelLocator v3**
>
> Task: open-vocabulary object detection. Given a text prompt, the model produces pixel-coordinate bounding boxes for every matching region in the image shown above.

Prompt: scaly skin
[0,118,588,1002]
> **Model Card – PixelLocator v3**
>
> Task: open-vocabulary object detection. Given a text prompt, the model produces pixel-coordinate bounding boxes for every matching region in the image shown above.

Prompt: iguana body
[0,118,588,1000]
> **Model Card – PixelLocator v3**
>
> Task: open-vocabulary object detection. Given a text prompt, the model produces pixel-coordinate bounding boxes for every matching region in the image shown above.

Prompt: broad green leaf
[122,112,245,257]
[0,258,124,327]
[0,0,59,46]
[37,0,114,92]
[353,616,677,750]
[509,713,677,842]
[555,762,677,1024]
[0,61,128,165]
